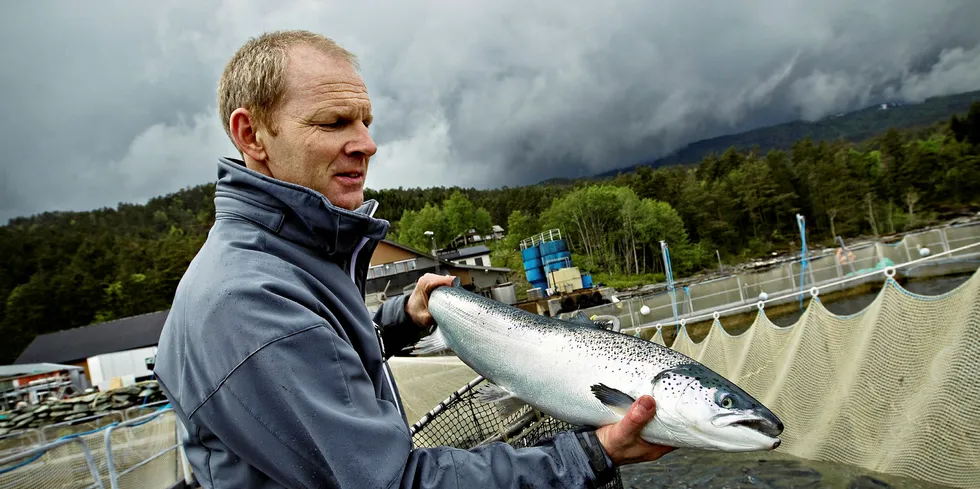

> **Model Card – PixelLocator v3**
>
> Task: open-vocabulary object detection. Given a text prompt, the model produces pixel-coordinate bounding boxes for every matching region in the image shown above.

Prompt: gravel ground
[619,449,956,489]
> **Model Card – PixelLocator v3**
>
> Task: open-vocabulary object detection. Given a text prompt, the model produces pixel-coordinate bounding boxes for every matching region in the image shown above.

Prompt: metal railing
[0,429,42,459]
[103,409,186,489]
[520,228,562,250]
[625,237,980,334]
[0,435,105,489]
[41,412,125,443]
[561,222,980,333]
[0,406,191,489]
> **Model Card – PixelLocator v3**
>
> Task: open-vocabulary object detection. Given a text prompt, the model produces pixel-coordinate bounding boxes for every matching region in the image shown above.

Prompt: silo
[521,243,548,292]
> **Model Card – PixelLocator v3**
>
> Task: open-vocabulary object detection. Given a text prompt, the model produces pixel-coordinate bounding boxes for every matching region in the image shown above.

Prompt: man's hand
[405,273,457,328]
[595,395,676,466]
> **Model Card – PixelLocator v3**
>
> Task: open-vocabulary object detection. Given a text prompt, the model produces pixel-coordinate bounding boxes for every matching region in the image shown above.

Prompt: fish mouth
[713,413,784,438]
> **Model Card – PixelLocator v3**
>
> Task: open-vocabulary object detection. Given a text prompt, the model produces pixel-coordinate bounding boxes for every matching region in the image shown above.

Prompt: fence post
[736,275,745,302]
[940,228,951,252]
[177,415,194,485]
[104,423,120,489]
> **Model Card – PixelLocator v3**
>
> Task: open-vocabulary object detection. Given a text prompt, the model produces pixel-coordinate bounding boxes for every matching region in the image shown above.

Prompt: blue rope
[661,241,678,322]
[140,373,156,410]
[0,451,44,474]
[0,420,120,474]
[1,397,172,474]
[797,214,809,310]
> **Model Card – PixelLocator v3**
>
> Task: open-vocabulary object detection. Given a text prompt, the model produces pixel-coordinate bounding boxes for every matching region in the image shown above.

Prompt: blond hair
[218,30,359,147]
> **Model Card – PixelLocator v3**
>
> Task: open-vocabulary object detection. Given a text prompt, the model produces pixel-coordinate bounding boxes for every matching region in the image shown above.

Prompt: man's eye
[319,120,345,128]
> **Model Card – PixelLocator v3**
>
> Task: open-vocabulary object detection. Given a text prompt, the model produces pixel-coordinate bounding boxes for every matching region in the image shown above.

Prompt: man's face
[259,45,376,211]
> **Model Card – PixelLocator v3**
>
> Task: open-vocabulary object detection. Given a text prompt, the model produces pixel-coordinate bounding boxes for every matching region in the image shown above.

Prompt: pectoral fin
[591,383,636,417]
[474,383,529,418]
[412,327,451,354]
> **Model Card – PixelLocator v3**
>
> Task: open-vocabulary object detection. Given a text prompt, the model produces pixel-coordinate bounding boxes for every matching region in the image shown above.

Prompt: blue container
[581,274,593,289]
[520,246,541,261]
[541,251,571,266]
[539,240,568,256]
[543,262,565,273]
[523,257,542,270]
[525,267,545,283]
[530,279,549,292]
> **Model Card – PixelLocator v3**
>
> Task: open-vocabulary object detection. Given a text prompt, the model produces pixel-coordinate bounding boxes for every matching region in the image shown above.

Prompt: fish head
[649,363,783,451]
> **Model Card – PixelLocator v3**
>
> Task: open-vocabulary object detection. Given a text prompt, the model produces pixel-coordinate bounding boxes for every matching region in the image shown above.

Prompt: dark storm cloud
[1,0,979,223]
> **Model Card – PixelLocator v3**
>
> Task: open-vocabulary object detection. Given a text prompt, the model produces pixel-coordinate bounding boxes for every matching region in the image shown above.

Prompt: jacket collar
[213,157,390,256]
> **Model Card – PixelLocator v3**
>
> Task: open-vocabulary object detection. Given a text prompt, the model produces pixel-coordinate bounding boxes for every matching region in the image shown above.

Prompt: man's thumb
[622,396,657,433]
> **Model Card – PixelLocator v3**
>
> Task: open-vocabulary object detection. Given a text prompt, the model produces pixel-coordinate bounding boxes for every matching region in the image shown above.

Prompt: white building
[14,310,169,392]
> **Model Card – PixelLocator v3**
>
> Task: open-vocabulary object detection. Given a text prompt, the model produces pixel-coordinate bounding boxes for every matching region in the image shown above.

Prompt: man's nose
[347,122,377,158]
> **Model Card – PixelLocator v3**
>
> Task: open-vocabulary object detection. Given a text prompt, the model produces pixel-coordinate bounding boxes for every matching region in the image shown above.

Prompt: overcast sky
[2,0,979,223]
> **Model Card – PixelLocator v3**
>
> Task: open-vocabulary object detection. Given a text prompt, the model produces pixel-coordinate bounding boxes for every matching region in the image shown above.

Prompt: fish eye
[717,393,734,409]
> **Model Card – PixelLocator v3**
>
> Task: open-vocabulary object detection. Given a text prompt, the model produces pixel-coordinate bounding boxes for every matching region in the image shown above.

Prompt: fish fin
[591,383,636,417]
[568,312,614,330]
[413,327,451,355]
[450,276,462,288]
[473,383,516,403]
[569,312,594,326]
[474,383,529,418]
[495,397,530,418]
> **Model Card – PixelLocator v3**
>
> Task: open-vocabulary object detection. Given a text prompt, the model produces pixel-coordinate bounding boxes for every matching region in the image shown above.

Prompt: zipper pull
[373,322,387,358]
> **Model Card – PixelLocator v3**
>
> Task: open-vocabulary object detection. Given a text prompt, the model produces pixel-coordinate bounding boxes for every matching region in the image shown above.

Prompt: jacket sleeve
[192,322,615,489]
[373,294,428,358]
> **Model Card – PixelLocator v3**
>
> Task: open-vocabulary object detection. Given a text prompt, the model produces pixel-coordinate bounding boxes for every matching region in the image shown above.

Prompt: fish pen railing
[0,436,104,489]
[103,408,187,489]
[40,412,125,443]
[568,221,980,331]
[0,406,191,489]
[410,375,624,489]
[0,429,42,459]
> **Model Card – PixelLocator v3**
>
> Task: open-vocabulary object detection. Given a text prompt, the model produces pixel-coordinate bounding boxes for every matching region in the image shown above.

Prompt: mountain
[594,89,980,178]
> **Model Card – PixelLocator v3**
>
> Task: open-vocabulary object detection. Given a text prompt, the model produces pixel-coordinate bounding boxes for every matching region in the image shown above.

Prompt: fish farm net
[392,248,980,489]
[646,261,980,489]
[406,374,624,489]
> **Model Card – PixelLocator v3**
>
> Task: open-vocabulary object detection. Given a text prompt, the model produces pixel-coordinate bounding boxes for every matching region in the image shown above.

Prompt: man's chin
[328,193,364,211]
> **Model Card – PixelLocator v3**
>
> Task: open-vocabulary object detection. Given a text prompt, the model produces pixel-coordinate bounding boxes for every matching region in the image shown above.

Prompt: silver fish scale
[427,286,700,425]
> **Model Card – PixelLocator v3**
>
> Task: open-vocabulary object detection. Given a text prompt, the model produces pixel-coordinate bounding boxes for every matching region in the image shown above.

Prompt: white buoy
[919,247,931,257]
[640,305,651,315]
[759,291,769,301]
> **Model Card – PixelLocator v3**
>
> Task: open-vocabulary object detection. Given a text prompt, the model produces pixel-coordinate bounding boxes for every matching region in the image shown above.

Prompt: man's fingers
[621,396,657,435]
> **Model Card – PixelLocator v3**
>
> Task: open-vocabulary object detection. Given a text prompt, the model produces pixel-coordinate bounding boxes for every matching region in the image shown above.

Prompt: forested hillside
[1,101,978,363]
[596,89,980,177]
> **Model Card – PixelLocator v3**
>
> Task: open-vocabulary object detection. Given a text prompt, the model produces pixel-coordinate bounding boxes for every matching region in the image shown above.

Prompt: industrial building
[8,239,514,396]
[0,363,86,411]
[438,244,493,267]
[516,229,612,316]
[13,310,168,393]
[366,239,514,313]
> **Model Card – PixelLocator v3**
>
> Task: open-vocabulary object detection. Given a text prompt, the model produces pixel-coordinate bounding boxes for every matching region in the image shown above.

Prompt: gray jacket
[154,158,615,489]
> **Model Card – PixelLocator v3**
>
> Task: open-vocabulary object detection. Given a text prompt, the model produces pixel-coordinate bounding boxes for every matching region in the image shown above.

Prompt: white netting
[40,412,124,443]
[649,266,980,489]
[0,437,102,489]
[0,409,189,489]
[0,431,41,460]
[108,410,184,489]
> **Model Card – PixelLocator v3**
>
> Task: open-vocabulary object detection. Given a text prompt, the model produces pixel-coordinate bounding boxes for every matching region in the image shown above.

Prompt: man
[154,30,673,489]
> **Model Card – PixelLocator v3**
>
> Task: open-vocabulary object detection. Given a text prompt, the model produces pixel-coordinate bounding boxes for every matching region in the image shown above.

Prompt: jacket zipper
[351,236,405,419]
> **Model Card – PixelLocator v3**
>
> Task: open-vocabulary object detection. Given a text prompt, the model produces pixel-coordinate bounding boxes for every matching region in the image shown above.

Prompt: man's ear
[229,108,267,163]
